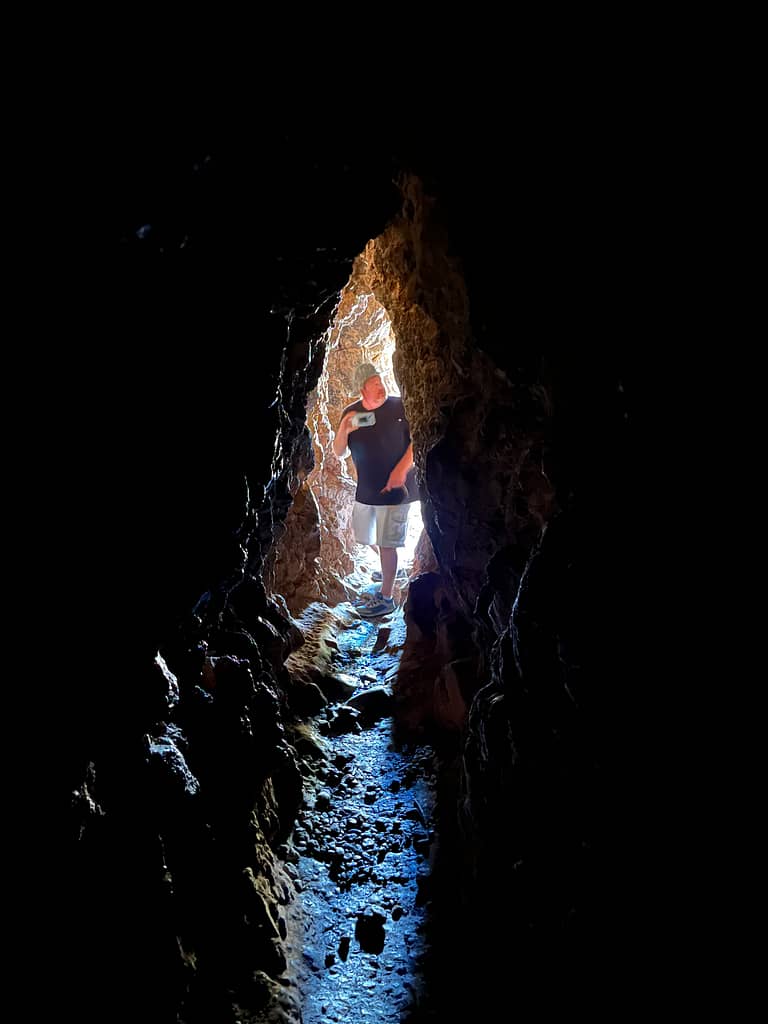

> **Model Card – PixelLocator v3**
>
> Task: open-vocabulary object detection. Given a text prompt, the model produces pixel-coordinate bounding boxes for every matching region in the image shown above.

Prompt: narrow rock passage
[282,572,439,1023]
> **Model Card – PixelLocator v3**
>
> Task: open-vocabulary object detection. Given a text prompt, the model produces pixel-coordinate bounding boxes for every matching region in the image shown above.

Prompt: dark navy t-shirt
[340,395,419,506]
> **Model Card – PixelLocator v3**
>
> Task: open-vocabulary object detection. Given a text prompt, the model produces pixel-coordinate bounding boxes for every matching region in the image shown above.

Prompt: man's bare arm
[332,411,359,457]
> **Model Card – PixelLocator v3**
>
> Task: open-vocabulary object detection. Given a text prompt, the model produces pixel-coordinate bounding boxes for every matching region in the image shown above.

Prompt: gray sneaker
[352,587,382,609]
[357,595,396,619]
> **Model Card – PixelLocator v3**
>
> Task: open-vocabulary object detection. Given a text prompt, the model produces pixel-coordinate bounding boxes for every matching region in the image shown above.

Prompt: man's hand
[340,410,362,433]
[332,410,361,457]
[381,469,407,493]
[381,443,414,493]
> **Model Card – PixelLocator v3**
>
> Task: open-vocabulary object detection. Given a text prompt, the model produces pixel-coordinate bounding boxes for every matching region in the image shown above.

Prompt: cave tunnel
[63,120,650,1023]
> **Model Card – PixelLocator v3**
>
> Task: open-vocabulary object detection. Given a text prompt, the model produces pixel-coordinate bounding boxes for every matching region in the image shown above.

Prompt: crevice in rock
[264,235,428,619]
[67,134,641,1024]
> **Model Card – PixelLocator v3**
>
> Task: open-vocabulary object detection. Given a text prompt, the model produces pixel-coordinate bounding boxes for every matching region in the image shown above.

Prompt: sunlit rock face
[265,265,400,614]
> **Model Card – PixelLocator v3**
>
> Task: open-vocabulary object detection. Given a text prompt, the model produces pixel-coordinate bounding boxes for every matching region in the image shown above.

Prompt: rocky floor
[280,566,442,1023]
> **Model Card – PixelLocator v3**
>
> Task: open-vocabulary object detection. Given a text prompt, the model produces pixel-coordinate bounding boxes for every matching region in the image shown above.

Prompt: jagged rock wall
[344,177,558,731]
[370,178,556,614]
[334,175,633,992]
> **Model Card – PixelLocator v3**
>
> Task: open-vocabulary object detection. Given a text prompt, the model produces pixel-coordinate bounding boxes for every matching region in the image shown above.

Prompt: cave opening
[262,242,442,1023]
[66,131,647,1024]
[266,243,427,619]
[302,264,425,594]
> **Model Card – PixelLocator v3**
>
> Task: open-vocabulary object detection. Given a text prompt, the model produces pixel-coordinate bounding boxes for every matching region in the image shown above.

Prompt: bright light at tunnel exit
[400,500,424,567]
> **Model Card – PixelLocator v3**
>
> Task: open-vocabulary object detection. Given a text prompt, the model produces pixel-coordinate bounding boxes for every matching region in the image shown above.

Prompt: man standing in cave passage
[332,362,419,619]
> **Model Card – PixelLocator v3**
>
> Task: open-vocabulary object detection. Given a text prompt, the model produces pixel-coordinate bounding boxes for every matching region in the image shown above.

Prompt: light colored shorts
[352,502,410,547]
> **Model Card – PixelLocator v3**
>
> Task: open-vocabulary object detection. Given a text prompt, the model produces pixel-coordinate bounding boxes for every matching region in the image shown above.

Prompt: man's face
[361,375,387,404]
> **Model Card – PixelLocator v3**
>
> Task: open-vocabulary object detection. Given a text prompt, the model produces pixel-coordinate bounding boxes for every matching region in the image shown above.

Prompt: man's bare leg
[379,546,398,599]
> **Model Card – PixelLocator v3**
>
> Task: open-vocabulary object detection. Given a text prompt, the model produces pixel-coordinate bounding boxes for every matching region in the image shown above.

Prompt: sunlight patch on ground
[284,580,435,1024]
